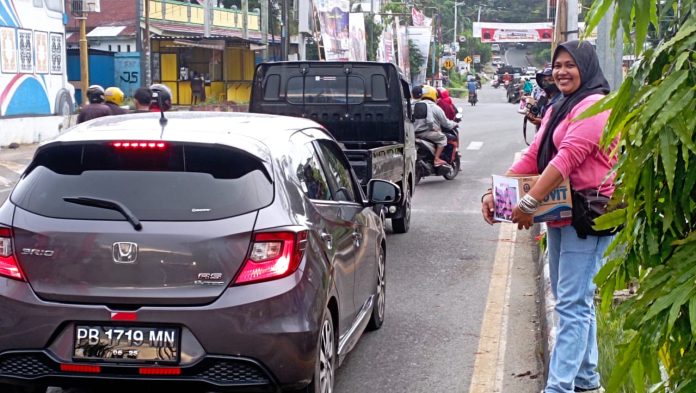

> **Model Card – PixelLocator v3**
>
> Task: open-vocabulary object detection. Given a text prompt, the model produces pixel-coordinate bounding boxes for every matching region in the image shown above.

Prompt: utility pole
[596,4,623,90]
[204,0,212,37]
[144,0,152,86]
[453,1,464,46]
[242,0,248,40]
[75,1,89,105]
[281,0,289,60]
[566,0,579,41]
[261,0,269,60]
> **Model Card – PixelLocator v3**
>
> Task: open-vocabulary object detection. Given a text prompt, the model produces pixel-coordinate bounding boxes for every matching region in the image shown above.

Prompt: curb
[537,223,556,384]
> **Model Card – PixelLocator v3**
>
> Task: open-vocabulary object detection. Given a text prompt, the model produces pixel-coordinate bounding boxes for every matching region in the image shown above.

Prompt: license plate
[73,325,180,363]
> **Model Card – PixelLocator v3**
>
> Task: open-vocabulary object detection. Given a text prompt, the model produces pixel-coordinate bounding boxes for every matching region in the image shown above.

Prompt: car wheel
[303,310,336,393]
[391,185,410,234]
[56,91,73,116]
[367,247,386,331]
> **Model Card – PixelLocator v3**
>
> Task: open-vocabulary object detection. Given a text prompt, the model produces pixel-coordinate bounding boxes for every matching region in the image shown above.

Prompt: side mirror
[455,107,463,122]
[367,179,401,205]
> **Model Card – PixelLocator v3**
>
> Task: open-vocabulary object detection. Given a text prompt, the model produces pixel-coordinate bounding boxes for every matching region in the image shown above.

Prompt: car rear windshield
[11,142,273,221]
[286,76,365,104]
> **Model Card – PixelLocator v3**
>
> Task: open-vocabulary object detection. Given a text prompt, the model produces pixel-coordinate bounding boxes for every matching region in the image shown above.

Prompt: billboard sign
[473,22,553,43]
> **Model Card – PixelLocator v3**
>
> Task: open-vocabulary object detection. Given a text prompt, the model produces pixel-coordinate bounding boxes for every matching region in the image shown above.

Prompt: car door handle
[352,231,362,247]
[321,232,333,250]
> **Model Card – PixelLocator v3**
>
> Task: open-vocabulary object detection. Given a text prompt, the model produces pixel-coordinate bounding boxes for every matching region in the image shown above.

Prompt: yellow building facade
[144,0,264,105]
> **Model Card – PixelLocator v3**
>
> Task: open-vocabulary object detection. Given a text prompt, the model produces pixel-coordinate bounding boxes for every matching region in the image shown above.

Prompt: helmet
[149,84,172,111]
[535,67,553,86]
[86,85,105,104]
[420,85,437,102]
[104,87,125,106]
[411,85,423,99]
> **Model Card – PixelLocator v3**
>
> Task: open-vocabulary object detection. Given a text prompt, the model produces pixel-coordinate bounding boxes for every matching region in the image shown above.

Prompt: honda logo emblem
[112,242,138,263]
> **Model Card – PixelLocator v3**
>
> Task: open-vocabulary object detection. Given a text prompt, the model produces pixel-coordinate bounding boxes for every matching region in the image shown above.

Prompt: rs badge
[112,242,138,263]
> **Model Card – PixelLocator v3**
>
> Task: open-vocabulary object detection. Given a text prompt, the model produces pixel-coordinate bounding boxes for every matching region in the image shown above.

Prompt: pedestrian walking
[481,40,618,393]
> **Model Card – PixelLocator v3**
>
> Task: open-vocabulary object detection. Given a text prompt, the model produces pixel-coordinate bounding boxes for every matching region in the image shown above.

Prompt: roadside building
[64,0,274,106]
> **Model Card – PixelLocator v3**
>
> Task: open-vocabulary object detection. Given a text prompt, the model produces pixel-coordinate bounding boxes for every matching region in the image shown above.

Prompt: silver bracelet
[518,194,540,214]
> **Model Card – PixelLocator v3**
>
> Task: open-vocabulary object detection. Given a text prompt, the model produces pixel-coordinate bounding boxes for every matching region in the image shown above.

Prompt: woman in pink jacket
[481,40,617,393]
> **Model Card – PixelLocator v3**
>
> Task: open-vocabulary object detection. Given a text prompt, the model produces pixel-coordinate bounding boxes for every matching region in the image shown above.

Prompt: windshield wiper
[63,196,143,231]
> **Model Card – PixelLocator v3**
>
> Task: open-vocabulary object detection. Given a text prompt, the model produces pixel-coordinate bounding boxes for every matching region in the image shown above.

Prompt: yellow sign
[443,59,455,70]
[464,56,472,64]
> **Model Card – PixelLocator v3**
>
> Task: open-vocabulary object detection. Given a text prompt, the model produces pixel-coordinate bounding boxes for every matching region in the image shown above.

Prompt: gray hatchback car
[0,112,400,393]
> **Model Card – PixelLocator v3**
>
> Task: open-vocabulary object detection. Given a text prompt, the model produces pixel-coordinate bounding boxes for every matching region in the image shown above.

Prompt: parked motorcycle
[414,110,462,184]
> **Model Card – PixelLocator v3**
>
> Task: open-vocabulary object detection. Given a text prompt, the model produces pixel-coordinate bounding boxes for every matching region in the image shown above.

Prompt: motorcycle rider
[436,87,457,121]
[77,85,112,124]
[149,84,173,112]
[526,67,561,128]
[467,76,478,102]
[104,87,128,115]
[412,85,457,167]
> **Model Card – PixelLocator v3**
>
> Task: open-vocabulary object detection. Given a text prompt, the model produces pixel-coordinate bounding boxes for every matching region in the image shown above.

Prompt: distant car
[526,66,537,76]
[515,42,527,49]
[491,43,501,52]
[491,56,504,67]
[0,112,401,393]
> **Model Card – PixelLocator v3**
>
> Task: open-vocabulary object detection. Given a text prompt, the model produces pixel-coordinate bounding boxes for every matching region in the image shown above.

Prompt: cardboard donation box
[492,175,572,223]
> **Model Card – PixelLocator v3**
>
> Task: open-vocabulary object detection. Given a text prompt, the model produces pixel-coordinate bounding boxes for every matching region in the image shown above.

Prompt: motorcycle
[492,79,500,89]
[468,91,478,106]
[414,110,462,184]
[507,81,522,103]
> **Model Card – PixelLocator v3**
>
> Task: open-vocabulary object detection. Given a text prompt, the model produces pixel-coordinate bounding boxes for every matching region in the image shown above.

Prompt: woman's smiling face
[553,49,581,95]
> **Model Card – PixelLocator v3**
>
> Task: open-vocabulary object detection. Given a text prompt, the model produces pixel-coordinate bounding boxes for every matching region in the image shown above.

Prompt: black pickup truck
[249,61,416,233]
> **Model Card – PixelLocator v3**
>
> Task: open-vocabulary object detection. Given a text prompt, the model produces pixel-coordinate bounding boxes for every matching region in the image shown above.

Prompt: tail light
[0,227,23,281]
[109,141,167,150]
[234,231,308,285]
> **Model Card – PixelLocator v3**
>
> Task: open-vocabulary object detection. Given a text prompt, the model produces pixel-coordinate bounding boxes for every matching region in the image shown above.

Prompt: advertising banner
[407,26,431,85]
[378,22,394,63]
[314,0,350,60]
[396,22,410,79]
[349,13,366,61]
[473,22,553,43]
[411,7,431,27]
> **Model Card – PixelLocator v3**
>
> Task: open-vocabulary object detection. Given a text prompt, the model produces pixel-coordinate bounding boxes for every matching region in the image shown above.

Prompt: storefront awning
[170,39,226,50]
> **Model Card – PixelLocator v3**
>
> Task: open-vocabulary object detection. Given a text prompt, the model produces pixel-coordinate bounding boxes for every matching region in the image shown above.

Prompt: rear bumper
[0,265,325,391]
[0,351,276,392]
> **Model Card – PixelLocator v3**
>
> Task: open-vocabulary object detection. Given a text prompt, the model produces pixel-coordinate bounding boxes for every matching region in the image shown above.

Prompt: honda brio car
[0,112,400,393]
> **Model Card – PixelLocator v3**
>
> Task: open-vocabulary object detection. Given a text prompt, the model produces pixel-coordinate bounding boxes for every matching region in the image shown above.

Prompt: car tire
[298,310,336,393]
[366,247,386,331]
[391,185,410,234]
[56,91,73,116]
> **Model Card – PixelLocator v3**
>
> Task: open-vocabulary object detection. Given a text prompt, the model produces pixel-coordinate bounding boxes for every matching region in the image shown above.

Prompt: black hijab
[536,40,610,172]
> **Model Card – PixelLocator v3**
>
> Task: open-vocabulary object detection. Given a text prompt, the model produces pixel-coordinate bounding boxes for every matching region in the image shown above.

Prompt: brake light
[0,227,23,281]
[234,231,308,285]
[139,367,181,375]
[60,364,101,373]
[109,141,167,150]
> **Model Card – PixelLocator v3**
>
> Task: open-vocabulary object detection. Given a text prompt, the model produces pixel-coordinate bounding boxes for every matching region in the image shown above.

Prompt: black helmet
[86,85,105,104]
[149,84,172,111]
[411,85,423,100]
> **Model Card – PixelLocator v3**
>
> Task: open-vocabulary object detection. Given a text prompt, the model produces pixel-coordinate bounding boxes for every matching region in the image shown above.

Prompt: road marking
[0,175,12,187]
[466,141,484,150]
[468,218,517,393]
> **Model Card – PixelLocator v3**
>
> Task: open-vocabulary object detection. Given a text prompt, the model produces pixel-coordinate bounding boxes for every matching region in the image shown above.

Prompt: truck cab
[249,61,416,233]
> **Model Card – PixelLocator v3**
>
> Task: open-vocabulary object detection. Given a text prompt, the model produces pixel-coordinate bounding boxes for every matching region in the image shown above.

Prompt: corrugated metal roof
[87,26,127,37]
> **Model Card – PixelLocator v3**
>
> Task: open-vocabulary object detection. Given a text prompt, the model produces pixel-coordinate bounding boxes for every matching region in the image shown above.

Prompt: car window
[287,76,364,104]
[315,141,358,203]
[288,139,332,201]
[12,142,273,221]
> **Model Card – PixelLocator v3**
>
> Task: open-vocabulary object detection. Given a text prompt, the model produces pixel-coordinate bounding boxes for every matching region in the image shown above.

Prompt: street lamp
[453,1,465,45]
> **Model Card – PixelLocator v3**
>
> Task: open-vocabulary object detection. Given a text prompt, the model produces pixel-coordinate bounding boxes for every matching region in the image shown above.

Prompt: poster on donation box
[492,175,573,223]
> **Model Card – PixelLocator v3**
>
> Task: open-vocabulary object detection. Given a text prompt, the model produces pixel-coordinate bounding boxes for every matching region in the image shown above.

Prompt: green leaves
[586,0,696,391]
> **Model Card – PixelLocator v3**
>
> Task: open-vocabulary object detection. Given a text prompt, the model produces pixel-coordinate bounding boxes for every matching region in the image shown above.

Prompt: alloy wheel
[318,318,335,393]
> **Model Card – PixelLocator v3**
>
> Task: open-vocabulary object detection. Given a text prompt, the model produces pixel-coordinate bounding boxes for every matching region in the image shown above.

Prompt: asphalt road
[504,47,533,68]
[0,88,544,392]
[334,86,543,393]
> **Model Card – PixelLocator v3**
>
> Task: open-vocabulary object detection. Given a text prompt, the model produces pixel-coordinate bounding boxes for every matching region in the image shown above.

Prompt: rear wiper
[63,196,143,231]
